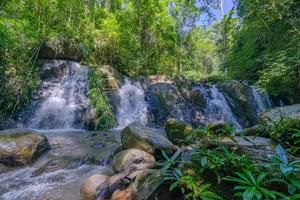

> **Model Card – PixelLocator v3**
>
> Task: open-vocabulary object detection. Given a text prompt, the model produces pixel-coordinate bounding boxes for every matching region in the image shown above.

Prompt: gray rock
[261,104,300,123]
[121,122,176,155]
[112,149,156,172]
[145,82,191,126]
[80,174,109,200]
[99,65,124,91]
[218,80,258,127]
[39,37,82,61]
[0,128,50,166]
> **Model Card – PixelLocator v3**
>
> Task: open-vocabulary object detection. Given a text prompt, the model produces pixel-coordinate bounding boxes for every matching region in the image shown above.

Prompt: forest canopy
[0,0,300,119]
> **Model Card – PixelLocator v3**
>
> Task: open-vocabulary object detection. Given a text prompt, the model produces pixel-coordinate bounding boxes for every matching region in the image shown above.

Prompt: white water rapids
[115,78,149,128]
[24,60,89,129]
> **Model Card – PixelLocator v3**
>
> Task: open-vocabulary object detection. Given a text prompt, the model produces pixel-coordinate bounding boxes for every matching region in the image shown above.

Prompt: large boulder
[121,122,176,155]
[39,37,82,61]
[189,87,207,108]
[261,104,300,123]
[0,129,50,166]
[165,118,193,145]
[99,65,124,91]
[112,149,156,172]
[145,82,191,126]
[218,81,258,127]
[80,174,109,200]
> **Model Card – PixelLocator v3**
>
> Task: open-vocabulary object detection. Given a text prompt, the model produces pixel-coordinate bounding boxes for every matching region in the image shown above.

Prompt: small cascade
[250,85,272,114]
[20,60,89,129]
[116,78,149,128]
[196,84,242,130]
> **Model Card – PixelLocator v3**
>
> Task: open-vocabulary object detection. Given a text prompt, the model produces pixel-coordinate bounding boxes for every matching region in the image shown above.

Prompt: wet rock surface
[0,128,50,166]
[218,81,260,127]
[261,104,300,123]
[112,149,156,172]
[121,122,176,155]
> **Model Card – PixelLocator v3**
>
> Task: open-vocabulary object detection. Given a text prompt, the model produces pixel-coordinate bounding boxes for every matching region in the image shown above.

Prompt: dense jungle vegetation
[0,0,299,120]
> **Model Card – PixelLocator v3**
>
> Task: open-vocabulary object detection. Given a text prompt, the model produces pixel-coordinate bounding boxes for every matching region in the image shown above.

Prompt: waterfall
[196,84,242,130]
[250,85,272,114]
[23,60,89,129]
[116,78,149,128]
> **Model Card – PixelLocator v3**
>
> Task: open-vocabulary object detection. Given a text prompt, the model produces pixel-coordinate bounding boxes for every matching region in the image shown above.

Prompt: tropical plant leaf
[275,144,288,164]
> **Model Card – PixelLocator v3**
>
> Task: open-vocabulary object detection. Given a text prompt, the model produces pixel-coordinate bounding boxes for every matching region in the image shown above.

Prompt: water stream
[250,85,272,114]
[0,61,119,200]
[115,78,149,128]
[196,84,242,130]
[0,129,120,200]
[1,61,273,200]
[19,60,90,129]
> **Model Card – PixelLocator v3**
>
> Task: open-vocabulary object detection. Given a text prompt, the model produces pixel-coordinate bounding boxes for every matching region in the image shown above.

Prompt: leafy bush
[265,118,300,155]
[88,67,116,130]
[160,150,222,200]
[184,123,235,146]
[160,124,300,200]
[223,170,278,200]
[195,146,255,179]
[265,145,300,198]
[171,175,223,200]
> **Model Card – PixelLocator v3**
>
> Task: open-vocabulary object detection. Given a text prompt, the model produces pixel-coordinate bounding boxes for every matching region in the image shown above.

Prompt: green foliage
[0,0,226,121]
[195,146,255,179]
[172,175,223,200]
[265,145,300,197]
[88,67,116,130]
[161,150,222,200]
[160,122,300,199]
[227,0,300,100]
[0,14,42,120]
[223,170,278,200]
[265,118,300,155]
[185,123,235,145]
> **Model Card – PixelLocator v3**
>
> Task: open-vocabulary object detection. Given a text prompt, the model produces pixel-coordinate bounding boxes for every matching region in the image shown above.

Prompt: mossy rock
[121,122,176,155]
[165,118,193,145]
[0,128,50,166]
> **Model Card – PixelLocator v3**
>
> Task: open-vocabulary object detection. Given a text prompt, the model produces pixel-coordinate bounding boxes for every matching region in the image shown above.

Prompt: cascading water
[250,85,272,114]
[21,60,89,129]
[116,78,149,128]
[196,84,242,130]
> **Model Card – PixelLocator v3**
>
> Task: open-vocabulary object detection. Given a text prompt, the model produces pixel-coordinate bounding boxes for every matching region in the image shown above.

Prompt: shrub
[265,117,300,155]
[88,67,116,130]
